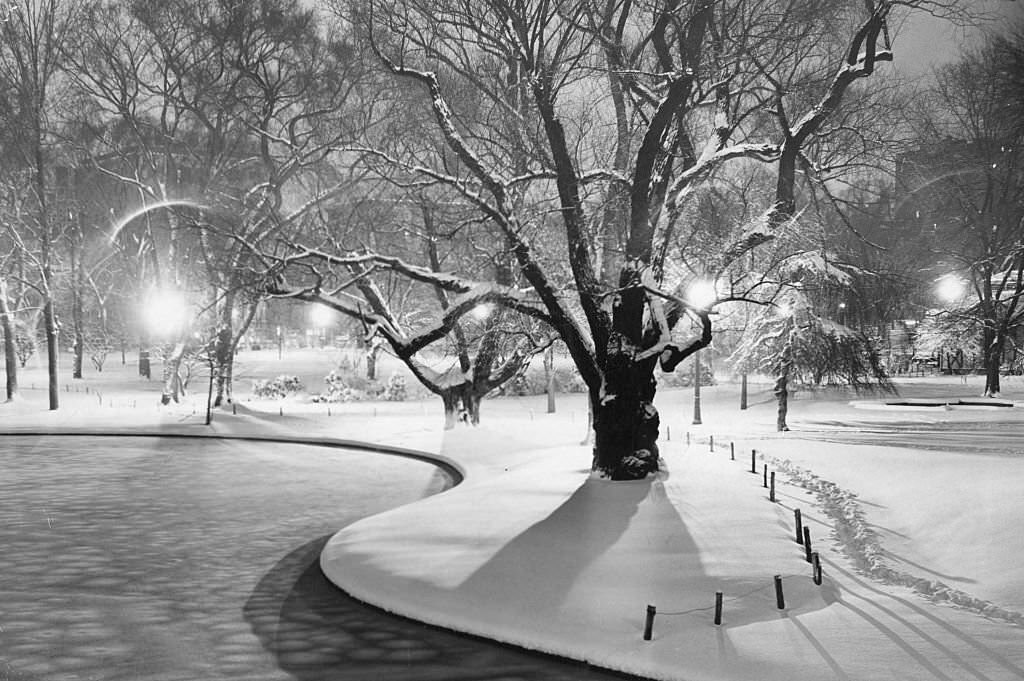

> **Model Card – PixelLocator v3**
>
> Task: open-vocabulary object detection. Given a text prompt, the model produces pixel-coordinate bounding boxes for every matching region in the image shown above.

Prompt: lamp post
[935,273,967,377]
[686,279,717,427]
[276,325,282,360]
[692,350,702,425]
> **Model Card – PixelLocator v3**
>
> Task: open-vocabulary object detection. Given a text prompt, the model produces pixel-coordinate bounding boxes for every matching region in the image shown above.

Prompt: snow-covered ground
[4,350,1023,681]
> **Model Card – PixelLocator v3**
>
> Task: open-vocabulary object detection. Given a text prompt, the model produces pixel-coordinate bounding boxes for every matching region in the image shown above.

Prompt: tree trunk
[775,334,794,432]
[71,237,84,380]
[740,373,748,410]
[983,327,1003,397]
[774,370,790,432]
[43,299,59,411]
[213,325,233,406]
[72,307,84,379]
[464,390,481,425]
[442,391,458,430]
[205,361,216,425]
[366,341,379,380]
[592,333,660,480]
[0,278,18,401]
[161,342,187,404]
[440,384,482,429]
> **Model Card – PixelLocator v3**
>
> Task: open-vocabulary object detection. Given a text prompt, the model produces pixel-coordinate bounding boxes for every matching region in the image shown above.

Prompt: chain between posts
[657,572,807,617]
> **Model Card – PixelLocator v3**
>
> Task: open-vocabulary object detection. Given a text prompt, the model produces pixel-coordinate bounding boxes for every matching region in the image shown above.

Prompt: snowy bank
[321,408,1024,681]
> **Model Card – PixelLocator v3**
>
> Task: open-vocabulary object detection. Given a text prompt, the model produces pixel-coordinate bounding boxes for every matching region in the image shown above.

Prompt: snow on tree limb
[664,142,781,212]
[267,263,553,364]
[282,245,478,293]
[372,52,508,200]
[343,146,504,222]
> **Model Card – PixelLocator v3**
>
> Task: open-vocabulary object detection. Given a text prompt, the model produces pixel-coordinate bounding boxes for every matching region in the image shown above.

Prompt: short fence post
[730,442,735,460]
[795,509,803,544]
[643,605,656,641]
[774,575,785,610]
[232,403,237,415]
[770,472,776,502]
[709,435,714,452]
[804,527,813,562]
[812,552,823,585]
[763,466,768,488]
[667,425,671,441]
[686,431,691,446]
[714,591,723,625]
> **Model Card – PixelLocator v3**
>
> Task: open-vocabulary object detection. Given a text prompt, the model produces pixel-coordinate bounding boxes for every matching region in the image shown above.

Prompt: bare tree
[309,0,924,479]
[68,0,368,404]
[0,0,85,410]
[902,26,1024,396]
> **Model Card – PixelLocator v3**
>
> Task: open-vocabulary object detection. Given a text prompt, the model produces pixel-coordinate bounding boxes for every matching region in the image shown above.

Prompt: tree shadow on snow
[458,467,830,629]
[244,535,633,681]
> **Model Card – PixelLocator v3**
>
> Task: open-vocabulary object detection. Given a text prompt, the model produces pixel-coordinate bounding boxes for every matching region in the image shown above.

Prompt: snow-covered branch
[372,51,507,201]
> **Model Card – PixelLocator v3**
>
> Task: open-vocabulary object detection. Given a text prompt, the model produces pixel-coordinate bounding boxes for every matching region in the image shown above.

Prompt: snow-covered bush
[312,369,368,403]
[14,324,37,367]
[382,371,407,401]
[251,375,304,400]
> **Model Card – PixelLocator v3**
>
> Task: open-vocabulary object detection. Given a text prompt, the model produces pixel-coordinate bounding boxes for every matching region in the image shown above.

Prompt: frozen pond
[0,435,625,680]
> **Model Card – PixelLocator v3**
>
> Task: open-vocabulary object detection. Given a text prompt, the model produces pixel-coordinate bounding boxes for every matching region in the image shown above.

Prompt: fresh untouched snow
[5,352,1024,681]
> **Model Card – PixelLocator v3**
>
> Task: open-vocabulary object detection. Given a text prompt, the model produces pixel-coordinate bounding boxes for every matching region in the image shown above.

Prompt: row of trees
[1,0,1020,478]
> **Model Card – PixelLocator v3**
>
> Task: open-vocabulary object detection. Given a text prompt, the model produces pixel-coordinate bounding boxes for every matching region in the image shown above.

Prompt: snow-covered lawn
[4,351,1023,681]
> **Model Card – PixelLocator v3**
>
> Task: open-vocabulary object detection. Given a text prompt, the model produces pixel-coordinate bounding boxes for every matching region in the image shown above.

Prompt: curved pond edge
[0,428,641,678]
[0,428,465,485]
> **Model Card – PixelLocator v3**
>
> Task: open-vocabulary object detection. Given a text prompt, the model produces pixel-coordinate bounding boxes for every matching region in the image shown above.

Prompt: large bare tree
[307,0,928,479]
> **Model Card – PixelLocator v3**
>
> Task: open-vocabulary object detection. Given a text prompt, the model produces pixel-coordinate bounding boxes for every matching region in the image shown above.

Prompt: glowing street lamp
[685,280,716,425]
[310,304,334,347]
[687,279,718,311]
[470,303,493,322]
[142,288,189,338]
[936,274,966,304]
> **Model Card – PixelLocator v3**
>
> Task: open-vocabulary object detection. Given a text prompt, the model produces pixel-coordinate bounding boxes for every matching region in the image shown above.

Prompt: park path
[0,435,628,681]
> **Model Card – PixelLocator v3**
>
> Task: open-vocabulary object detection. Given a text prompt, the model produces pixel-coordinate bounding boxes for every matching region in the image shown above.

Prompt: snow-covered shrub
[14,325,37,367]
[382,371,407,401]
[312,369,367,403]
[252,375,304,400]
